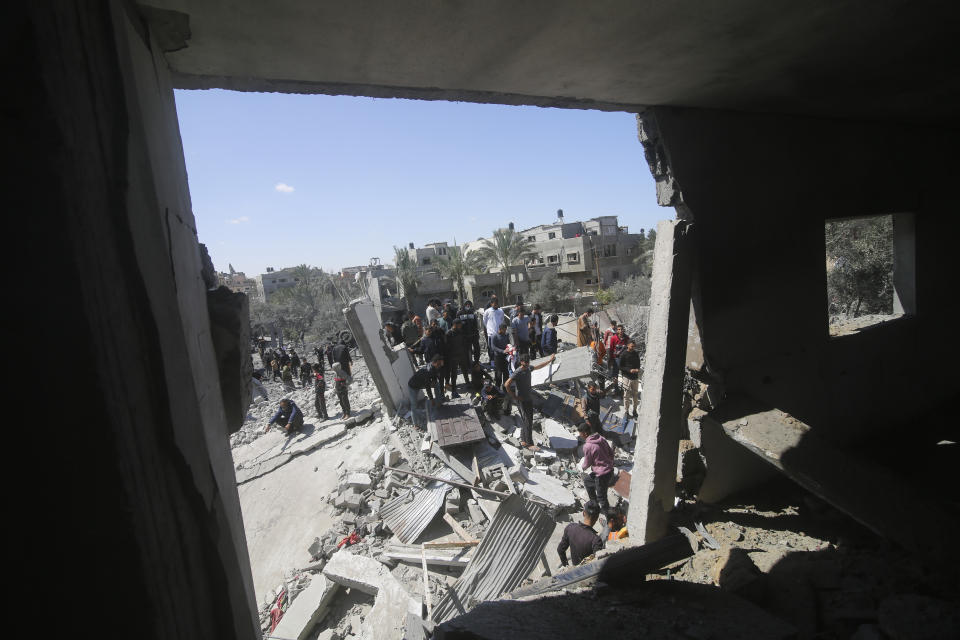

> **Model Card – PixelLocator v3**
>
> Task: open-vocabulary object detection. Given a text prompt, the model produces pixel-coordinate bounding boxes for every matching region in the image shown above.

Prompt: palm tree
[393,246,421,312]
[471,227,537,300]
[437,244,485,307]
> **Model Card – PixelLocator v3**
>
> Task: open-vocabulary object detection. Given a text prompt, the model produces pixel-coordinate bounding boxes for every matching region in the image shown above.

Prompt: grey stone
[467,501,486,524]
[543,419,578,453]
[272,576,340,640]
[346,472,372,491]
[522,469,577,509]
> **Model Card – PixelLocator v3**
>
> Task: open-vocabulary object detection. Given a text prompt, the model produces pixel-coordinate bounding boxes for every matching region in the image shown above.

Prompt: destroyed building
[15,2,960,639]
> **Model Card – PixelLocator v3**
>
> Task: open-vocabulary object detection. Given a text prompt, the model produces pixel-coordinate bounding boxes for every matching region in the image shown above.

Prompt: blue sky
[174,90,665,276]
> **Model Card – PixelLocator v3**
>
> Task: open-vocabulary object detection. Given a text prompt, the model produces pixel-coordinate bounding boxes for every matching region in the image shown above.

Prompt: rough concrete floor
[234,418,384,603]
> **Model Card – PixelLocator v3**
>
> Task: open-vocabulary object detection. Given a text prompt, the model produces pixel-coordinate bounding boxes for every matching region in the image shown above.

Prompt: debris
[543,419,578,453]
[521,468,577,509]
[380,467,458,544]
[385,544,474,567]
[432,495,555,622]
[466,500,486,525]
[271,577,340,640]
[611,469,631,498]
[371,444,387,466]
[346,472,372,491]
[431,398,487,448]
[529,347,594,386]
[384,466,512,498]
[443,512,477,543]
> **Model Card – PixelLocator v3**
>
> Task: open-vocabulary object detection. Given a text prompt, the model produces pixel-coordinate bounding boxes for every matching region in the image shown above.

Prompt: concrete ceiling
[144,1,960,122]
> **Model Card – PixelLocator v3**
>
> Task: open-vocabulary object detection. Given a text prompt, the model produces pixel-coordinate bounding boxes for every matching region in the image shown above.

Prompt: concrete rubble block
[386,448,401,466]
[323,550,419,640]
[467,500,486,524]
[271,576,340,640]
[543,419,578,453]
[339,488,364,512]
[347,472,372,491]
[345,407,375,428]
[535,448,558,461]
[235,453,292,485]
[508,465,529,483]
[445,497,461,515]
[371,444,387,466]
[522,469,577,509]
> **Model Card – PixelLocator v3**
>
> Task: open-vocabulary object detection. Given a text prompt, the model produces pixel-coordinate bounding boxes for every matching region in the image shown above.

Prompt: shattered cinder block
[347,472,372,491]
[339,488,364,511]
[467,500,486,524]
[371,445,387,466]
[386,449,401,466]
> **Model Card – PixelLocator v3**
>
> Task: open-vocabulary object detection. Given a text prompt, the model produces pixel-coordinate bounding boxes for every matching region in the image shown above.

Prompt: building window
[481,289,495,298]
[518,272,524,281]
[436,247,447,256]
[567,253,579,262]
[825,213,914,337]
[270,279,276,284]
[547,255,559,264]
[422,258,431,265]
[527,235,536,242]
[548,232,557,239]
[611,270,620,280]
[603,245,617,257]
[585,278,592,285]
[278,278,287,283]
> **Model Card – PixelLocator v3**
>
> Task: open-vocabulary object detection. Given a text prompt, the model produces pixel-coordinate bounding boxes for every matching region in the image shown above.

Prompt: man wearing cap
[557,500,604,567]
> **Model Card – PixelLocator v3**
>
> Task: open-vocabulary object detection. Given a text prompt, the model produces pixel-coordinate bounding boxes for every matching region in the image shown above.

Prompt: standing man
[530,304,544,358]
[541,314,559,356]
[425,299,442,326]
[578,421,614,511]
[332,362,351,419]
[482,296,505,365]
[331,340,353,377]
[504,352,556,449]
[510,306,531,358]
[251,371,269,402]
[577,308,595,347]
[618,339,642,419]
[407,355,443,429]
[457,300,482,364]
[607,324,628,396]
[557,500,604,568]
[489,322,511,388]
[445,318,471,398]
[312,363,329,420]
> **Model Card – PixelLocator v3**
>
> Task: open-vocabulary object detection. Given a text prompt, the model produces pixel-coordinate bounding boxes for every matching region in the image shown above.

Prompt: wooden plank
[421,546,432,619]
[443,513,477,543]
[422,540,479,549]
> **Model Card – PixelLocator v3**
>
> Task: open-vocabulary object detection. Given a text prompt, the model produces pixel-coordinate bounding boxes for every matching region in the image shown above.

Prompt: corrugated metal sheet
[431,494,554,622]
[380,467,457,544]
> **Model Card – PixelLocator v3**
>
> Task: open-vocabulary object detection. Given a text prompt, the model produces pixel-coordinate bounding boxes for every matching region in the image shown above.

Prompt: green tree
[609,275,652,306]
[437,245,485,306]
[471,227,537,300]
[526,271,576,312]
[825,216,894,317]
[393,246,421,312]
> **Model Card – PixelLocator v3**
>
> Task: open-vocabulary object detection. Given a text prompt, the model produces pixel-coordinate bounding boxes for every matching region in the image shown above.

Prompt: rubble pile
[238,341,650,639]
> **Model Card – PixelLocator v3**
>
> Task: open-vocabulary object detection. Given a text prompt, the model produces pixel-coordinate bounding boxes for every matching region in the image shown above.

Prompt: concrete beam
[272,577,340,640]
[629,219,695,543]
[344,300,416,417]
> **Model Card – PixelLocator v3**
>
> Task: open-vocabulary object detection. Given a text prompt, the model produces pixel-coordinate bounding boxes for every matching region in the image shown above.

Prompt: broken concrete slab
[522,469,577,509]
[235,453,292,484]
[385,544,474,567]
[286,423,349,456]
[529,346,593,386]
[346,472,372,491]
[345,407,375,428]
[271,576,340,640]
[543,419,578,453]
[466,500,486,524]
[371,444,387,465]
[324,549,395,596]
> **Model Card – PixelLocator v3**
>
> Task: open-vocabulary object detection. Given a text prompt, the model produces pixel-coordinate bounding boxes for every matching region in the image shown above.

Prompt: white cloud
[275,182,295,193]
[229,216,250,224]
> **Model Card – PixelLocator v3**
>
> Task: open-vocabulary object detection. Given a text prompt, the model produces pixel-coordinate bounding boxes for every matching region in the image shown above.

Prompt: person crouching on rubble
[558,499,604,567]
[602,504,629,542]
[578,418,614,511]
[478,377,504,420]
[407,354,444,429]
[266,398,304,435]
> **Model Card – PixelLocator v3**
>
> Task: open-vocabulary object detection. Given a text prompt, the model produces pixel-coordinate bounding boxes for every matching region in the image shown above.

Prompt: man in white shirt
[482,296,505,365]
[425,299,442,325]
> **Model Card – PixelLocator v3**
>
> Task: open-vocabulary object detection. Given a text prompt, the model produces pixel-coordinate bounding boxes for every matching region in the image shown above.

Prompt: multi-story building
[253,266,301,302]
[217,265,258,297]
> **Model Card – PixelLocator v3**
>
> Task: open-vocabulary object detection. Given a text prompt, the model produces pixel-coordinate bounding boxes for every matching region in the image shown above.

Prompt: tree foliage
[604,275,652,306]
[393,246,421,312]
[250,265,351,345]
[470,227,537,299]
[437,245,485,306]
[526,270,576,312]
[825,216,894,317]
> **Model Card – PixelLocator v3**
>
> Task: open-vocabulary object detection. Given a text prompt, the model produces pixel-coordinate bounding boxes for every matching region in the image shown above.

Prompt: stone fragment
[522,469,577,509]
[347,472,372,491]
[445,498,461,515]
[272,576,340,640]
[543,419,579,453]
[508,465,529,483]
[467,501,486,524]
[371,444,387,466]
[340,488,363,511]
[386,449,401,466]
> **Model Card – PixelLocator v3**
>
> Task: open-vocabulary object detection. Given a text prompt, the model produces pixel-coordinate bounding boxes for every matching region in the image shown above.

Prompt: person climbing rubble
[577,419,614,511]
[558,499,604,567]
[332,362,351,419]
[445,317,471,398]
[407,354,444,428]
[312,363,328,420]
[504,352,556,450]
[489,322,511,387]
[477,377,504,420]
[266,398,304,435]
[281,361,295,391]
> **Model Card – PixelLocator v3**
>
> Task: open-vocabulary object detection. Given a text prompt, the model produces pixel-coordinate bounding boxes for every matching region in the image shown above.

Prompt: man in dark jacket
[299,359,313,388]
[445,318,471,397]
[489,322,511,388]
[383,321,402,347]
[580,380,605,419]
[618,339,642,419]
[504,352,556,448]
[408,355,444,428]
[331,340,352,376]
[478,378,505,420]
[541,314,559,355]
[457,300,482,364]
[266,399,304,435]
[557,500,604,567]
[312,363,329,420]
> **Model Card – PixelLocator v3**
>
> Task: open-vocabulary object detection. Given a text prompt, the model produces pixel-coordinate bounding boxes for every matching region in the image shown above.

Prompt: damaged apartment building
[402,212,647,310]
[12,2,959,639]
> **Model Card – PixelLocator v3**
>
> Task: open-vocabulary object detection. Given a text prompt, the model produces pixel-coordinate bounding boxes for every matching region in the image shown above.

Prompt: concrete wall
[12,3,259,638]
[345,300,417,416]
[650,106,960,445]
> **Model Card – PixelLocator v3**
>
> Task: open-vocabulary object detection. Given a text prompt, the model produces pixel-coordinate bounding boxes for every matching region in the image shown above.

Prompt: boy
[577,421,614,511]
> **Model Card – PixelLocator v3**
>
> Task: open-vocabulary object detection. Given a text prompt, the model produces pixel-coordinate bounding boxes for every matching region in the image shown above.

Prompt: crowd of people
[254,335,358,434]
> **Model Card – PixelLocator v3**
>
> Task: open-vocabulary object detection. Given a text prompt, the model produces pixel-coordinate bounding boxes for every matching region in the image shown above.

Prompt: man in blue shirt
[266,399,304,435]
[510,306,531,357]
